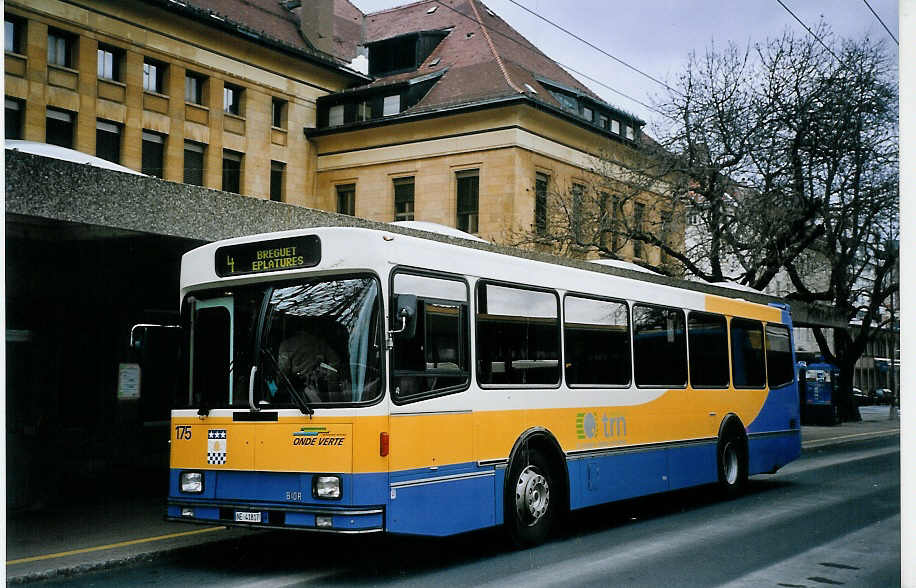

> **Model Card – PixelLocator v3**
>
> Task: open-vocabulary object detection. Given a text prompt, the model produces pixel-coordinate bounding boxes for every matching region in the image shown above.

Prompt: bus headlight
[180,471,204,493]
[313,475,341,499]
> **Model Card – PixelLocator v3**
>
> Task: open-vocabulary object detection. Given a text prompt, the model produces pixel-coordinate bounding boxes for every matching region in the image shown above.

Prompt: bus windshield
[182,276,383,410]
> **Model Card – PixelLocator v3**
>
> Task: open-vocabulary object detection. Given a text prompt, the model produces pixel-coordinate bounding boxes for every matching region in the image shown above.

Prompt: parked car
[873,388,894,405]
[852,387,869,406]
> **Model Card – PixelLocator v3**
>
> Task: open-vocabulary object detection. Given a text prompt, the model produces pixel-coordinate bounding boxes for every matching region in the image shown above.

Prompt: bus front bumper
[166,499,384,533]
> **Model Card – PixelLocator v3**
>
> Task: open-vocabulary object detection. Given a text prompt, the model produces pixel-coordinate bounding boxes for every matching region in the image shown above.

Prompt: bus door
[386,271,484,535]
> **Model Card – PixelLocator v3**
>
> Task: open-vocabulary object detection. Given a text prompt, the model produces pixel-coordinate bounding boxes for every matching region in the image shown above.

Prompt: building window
[46,108,75,148]
[143,58,166,94]
[611,120,620,134]
[222,149,243,193]
[571,183,585,242]
[633,201,645,258]
[5,98,24,140]
[272,98,286,128]
[183,140,205,186]
[660,211,672,263]
[328,104,344,127]
[356,101,371,122]
[582,106,593,122]
[626,125,635,140]
[599,114,609,129]
[185,71,206,105]
[95,120,121,164]
[550,90,578,113]
[270,161,285,202]
[535,172,548,235]
[141,130,166,177]
[456,169,479,234]
[383,94,400,116]
[394,177,415,221]
[223,83,243,115]
[5,17,24,54]
[97,44,124,81]
[47,29,74,68]
[336,184,356,216]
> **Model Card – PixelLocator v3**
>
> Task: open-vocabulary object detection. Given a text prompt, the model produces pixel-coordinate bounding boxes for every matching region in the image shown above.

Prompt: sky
[349,0,900,133]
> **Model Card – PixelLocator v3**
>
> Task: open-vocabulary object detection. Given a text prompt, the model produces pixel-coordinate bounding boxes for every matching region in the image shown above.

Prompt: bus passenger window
[564,296,630,386]
[765,324,794,388]
[687,312,729,388]
[731,318,766,388]
[391,273,469,400]
[633,304,687,387]
[476,283,560,386]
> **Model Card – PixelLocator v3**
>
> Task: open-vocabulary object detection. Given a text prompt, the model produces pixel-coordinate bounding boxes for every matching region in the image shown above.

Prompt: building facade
[5,0,675,264]
[4,0,365,203]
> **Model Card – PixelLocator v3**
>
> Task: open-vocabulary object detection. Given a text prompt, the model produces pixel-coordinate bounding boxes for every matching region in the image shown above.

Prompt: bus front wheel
[505,450,555,546]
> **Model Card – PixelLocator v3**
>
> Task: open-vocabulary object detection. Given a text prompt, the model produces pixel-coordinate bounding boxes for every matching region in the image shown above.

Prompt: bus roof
[180,226,789,323]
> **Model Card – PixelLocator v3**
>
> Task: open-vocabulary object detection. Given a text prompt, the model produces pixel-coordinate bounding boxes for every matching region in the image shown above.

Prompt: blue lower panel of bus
[569,441,718,510]
[168,469,387,532]
[748,431,801,475]
[387,462,497,536]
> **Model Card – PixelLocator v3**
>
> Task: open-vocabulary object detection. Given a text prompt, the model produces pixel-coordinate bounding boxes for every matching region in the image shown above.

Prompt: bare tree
[514,27,898,420]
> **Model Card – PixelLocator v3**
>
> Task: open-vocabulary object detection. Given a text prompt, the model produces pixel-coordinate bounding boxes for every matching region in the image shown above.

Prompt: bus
[165,226,801,545]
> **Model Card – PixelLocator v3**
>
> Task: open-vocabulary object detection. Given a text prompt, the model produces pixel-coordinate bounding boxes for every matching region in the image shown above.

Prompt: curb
[802,427,900,450]
[5,528,262,585]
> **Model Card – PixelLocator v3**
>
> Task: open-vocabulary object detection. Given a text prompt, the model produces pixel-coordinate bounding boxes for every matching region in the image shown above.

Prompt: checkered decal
[207,429,227,465]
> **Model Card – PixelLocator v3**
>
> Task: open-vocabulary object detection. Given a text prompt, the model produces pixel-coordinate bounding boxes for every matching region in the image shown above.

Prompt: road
[35,435,900,587]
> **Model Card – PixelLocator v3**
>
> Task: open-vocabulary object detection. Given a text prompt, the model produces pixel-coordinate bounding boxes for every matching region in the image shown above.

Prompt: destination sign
[215,235,321,277]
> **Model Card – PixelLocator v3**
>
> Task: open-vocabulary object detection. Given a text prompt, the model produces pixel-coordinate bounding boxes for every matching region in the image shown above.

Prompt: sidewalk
[4,409,901,584]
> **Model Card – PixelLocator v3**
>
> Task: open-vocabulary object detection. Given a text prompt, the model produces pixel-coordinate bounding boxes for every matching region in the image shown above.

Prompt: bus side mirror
[389,295,417,339]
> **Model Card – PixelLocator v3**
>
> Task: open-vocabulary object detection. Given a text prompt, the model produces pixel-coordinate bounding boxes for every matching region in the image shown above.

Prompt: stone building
[4,0,366,202]
[5,0,673,263]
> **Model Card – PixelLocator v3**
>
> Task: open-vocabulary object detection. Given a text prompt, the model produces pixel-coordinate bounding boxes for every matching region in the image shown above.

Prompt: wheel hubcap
[515,465,549,526]
[723,442,739,485]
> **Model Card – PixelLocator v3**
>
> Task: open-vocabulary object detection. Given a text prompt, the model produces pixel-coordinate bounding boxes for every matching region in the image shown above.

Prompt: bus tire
[717,428,747,498]
[505,449,555,546]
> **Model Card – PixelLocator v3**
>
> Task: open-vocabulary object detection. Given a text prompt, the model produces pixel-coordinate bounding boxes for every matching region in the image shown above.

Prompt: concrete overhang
[5,150,847,329]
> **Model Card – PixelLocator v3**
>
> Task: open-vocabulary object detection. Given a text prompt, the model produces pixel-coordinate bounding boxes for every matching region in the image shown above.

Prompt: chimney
[287,0,337,57]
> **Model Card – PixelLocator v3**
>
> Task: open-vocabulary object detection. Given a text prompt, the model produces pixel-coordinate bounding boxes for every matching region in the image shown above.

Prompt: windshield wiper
[259,348,314,416]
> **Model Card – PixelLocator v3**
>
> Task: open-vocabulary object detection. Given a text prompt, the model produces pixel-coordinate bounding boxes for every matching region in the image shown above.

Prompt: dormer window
[328,104,344,127]
[368,30,448,77]
[551,91,578,113]
[383,95,400,116]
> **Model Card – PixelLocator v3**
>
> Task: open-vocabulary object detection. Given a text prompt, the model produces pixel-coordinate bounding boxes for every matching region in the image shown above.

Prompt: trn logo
[576,412,627,440]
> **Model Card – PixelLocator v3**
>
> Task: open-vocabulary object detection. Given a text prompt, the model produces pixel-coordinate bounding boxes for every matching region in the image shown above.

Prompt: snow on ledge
[589,258,660,274]
[390,221,489,243]
[5,140,144,175]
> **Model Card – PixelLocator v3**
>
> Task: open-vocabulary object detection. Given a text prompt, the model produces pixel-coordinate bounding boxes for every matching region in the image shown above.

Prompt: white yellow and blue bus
[166,226,801,545]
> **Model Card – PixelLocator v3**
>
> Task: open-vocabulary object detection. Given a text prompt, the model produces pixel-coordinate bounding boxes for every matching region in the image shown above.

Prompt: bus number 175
[175,425,192,440]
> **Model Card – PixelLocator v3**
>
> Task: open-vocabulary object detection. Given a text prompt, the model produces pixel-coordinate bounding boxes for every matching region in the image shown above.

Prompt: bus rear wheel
[506,450,555,546]
[717,432,747,497]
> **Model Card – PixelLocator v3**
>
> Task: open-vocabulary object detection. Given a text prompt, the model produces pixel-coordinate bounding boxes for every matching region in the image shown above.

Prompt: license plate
[234,511,262,523]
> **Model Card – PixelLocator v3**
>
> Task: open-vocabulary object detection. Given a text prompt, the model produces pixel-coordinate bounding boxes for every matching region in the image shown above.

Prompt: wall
[4,0,355,204]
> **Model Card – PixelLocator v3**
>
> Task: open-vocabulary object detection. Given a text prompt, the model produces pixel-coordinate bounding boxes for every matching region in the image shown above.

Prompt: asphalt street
[29,434,901,587]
